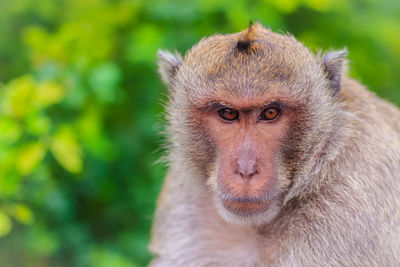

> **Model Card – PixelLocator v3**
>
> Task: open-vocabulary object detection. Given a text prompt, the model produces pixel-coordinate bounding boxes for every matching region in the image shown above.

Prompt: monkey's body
[150,24,400,267]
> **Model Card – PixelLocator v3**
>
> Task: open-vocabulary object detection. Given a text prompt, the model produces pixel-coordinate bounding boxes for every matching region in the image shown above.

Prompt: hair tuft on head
[236,40,252,52]
[236,22,257,53]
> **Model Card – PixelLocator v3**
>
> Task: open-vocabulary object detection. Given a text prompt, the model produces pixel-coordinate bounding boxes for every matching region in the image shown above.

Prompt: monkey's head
[158,23,347,225]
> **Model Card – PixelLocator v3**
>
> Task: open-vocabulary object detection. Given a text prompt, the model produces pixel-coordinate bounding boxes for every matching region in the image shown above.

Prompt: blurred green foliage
[0,0,398,266]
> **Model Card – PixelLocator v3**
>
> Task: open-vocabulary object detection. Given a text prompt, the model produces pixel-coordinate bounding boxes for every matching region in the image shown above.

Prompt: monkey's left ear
[157,49,183,88]
[322,49,347,94]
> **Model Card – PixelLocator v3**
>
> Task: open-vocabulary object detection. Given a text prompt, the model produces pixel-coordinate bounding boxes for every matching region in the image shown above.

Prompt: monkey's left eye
[218,108,239,121]
[259,107,280,121]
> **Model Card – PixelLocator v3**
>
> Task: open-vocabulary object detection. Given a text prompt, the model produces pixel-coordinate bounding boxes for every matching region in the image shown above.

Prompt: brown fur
[150,23,400,266]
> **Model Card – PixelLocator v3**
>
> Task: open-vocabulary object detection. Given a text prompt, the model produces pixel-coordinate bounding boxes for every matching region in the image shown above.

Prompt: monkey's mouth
[220,195,272,216]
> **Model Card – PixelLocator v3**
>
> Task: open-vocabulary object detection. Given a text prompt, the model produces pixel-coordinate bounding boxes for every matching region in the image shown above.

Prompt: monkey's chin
[214,196,281,226]
[222,198,270,217]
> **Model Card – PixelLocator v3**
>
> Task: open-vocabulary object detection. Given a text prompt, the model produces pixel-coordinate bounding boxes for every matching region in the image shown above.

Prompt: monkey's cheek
[221,199,271,217]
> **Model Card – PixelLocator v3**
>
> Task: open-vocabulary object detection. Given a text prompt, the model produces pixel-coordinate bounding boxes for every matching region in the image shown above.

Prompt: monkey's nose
[236,158,258,179]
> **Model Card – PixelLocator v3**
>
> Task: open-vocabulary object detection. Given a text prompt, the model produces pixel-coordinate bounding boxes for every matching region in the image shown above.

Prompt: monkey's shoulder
[341,76,400,136]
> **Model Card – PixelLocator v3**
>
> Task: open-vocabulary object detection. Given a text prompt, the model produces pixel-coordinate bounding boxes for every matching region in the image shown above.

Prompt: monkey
[149,23,400,267]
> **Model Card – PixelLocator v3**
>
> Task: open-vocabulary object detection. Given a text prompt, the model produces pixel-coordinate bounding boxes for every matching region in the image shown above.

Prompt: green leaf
[26,224,59,257]
[26,115,52,136]
[36,80,66,107]
[90,247,137,267]
[16,142,47,176]
[88,62,122,103]
[2,75,36,118]
[127,24,162,63]
[10,204,34,225]
[50,126,83,173]
[0,211,12,238]
[270,0,301,13]
[305,0,334,11]
[0,118,22,145]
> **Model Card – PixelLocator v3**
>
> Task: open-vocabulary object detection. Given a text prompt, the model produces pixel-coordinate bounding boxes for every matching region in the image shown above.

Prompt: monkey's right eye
[218,108,239,121]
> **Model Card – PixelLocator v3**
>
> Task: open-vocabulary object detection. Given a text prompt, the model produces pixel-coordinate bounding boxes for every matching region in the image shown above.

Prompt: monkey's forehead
[180,26,321,95]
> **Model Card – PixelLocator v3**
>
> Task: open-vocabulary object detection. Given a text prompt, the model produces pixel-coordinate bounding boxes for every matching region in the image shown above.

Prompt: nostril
[236,154,258,179]
[236,163,258,179]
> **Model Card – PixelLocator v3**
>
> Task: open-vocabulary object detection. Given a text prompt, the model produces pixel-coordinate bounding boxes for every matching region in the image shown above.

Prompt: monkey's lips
[220,196,271,216]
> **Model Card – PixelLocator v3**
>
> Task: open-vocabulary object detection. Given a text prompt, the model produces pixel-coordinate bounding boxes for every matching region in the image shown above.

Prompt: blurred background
[0,0,398,266]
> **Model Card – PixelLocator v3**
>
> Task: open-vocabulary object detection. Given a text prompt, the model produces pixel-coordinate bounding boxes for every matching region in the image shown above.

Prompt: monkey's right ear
[322,49,347,94]
[157,49,183,88]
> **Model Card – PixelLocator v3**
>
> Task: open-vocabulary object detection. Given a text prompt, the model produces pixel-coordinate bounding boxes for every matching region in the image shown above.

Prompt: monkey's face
[196,96,298,224]
[159,23,344,225]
